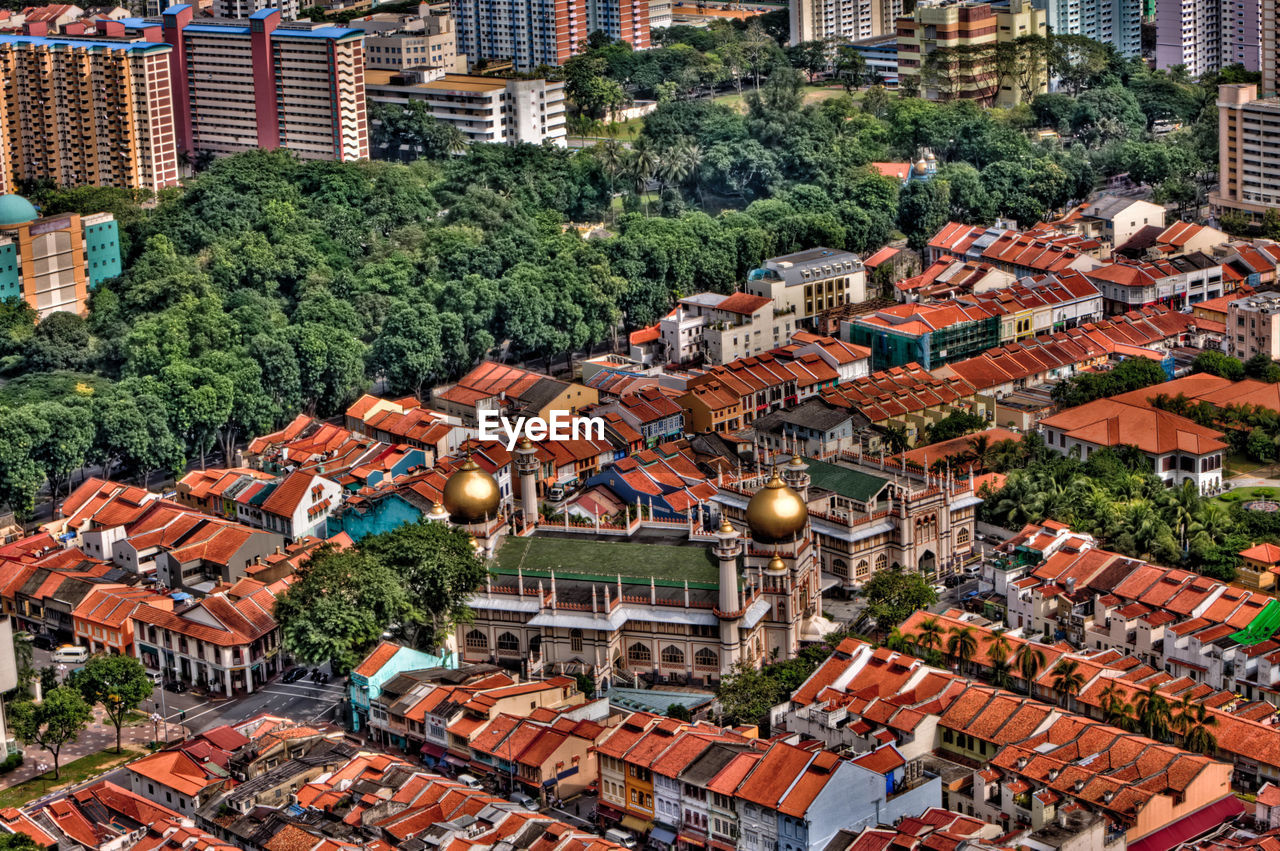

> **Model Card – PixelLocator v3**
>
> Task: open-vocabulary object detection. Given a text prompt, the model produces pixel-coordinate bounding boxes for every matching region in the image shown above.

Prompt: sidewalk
[1,705,188,790]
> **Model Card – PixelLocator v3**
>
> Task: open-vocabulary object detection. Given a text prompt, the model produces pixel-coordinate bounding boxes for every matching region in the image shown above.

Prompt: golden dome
[516,437,534,451]
[767,553,787,572]
[443,457,501,523]
[428,501,449,519]
[745,472,808,543]
[719,520,736,534]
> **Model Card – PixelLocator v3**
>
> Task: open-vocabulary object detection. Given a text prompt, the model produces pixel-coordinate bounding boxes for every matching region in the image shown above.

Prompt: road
[32,648,346,737]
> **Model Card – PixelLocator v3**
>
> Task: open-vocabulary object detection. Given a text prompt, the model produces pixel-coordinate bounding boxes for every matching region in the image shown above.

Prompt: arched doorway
[918,550,937,578]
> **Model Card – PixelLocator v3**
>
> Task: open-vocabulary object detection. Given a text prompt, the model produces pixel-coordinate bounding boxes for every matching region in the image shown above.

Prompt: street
[31,648,347,737]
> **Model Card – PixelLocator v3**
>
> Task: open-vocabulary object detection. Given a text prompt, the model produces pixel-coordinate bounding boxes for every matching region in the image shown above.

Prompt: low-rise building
[0,196,121,319]
[745,248,867,332]
[348,639,457,735]
[1227,290,1280,360]
[367,69,566,148]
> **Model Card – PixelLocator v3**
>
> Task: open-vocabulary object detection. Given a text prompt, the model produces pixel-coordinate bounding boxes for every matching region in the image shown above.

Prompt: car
[943,575,963,588]
[604,829,638,848]
[930,584,946,596]
[148,671,164,685]
[547,484,566,502]
[164,680,188,694]
[962,590,981,600]
[457,774,483,790]
[52,645,88,663]
[508,791,539,810]
[583,780,598,796]
[31,634,55,651]
[963,564,981,576]
[282,667,308,683]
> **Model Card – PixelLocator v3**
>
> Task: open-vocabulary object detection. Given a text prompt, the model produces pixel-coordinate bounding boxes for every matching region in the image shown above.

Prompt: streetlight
[150,712,162,744]
[36,762,49,794]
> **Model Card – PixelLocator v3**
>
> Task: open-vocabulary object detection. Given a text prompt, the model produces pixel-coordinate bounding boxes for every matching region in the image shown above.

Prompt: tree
[1134,687,1172,741]
[357,521,487,651]
[863,567,938,631]
[1050,659,1084,709]
[988,630,1013,689]
[1013,643,1046,695]
[0,834,42,851]
[9,686,93,779]
[717,661,784,727]
[1100,682,1134,730]
[666,702,692,721]
[69,655,153,754]
[370,101,466,161]
[916,616,945,658]
[1178,701,1218,754]
[945,625,978,674]
[1245,352,1280,383]
[898,179,952,251]
[787,40,829,83]
[1192,350,1245,380]
[834,45,866,92]
[274,546,413,674]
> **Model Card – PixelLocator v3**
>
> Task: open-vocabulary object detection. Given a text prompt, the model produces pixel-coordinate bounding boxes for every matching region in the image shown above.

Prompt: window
[695,648,718,669]
[661,645,684,666]
[875,553,888,572]
[497,632,519,653]
[465,630,487,650]
[628,643,651,664]
[570,628,583,652]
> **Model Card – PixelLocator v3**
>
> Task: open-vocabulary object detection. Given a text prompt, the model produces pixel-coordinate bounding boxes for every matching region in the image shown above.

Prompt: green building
[845,303,1001,370]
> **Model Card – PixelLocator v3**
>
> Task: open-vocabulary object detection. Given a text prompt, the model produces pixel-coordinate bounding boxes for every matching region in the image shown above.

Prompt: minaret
[714,520,745,667]
[783,455,810,501]
[513,437,539,526]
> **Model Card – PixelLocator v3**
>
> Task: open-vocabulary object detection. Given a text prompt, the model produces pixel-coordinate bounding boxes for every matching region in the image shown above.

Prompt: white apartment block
[367,69,566,145]
[1038,0,1141,56]
[1227,291,1280,360]
[789,0,902,45]
[215,0,300,19]
[350,6,466,72]
[658,292,780,366]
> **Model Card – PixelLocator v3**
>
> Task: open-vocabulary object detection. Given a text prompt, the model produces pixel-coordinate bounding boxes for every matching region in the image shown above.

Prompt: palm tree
[1182,703,1219,755]
[1100,682,1134,730]
[886,627,908,653]
[1050,659,1085,710]
[917,617,945,658]
[1171,693,1195,740]
[946,626,978,675]
[625,142,657,215]
[988,631,1013,689]
[1013,644,1047,696]
[965,434,993,470]
[1134,687,1172,741]
[596,139,624,221]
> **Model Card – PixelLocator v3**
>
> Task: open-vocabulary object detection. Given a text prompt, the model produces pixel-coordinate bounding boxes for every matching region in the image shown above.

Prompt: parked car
[943,575,963,588]
[31,634,55,651]
[52,645,88,664]
[282,666,308,683]
[604,829,638,848]
[509,791,538,811]
[148,671,164,685]
[457,774,483,790]
[164,680,188,694]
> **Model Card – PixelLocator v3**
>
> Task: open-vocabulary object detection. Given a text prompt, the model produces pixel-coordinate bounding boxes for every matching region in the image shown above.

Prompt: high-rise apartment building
[0,193,122,319]
[789,0,902,45]
[1036,0,1141,56]
[0,35,180,193]
[122,6,368,163]
[897,0,1046,107]
[1212,83,1280,223]
[214,0,300,19]
[1155,0,1259,76]
[1263,0,1277,95]
[451,0,649,70]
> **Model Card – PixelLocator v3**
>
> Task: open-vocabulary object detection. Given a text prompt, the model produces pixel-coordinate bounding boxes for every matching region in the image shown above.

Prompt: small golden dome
[719,520,736,534]
[428,501,449,518]
[443,457,501,523]
[767,553,787,572]
[745,472,808,543]
[516,437,534,451]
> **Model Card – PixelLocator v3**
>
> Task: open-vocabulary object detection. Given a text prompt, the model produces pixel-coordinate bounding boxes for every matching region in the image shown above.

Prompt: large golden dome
[745,472,808,543]
[442,457,501,523]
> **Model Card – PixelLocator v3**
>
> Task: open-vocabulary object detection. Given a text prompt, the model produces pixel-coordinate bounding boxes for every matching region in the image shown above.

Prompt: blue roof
[607,687,714,714]
[0,32,170,51]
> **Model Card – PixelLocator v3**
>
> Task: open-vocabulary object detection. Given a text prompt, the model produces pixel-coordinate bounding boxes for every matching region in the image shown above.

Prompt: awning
[595,804,624,821]
[708,840,735,851]
[444,754,469,768]
[677,835,706,847]
[650,826,677,845]
[620,815,651,833]
[421,743,446,758]
[1127,795,1244,851]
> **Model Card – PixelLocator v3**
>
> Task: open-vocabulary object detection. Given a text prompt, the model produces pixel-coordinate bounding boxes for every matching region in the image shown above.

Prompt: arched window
[570,628,583,652]
[832,558,848,578]
[875,553,888,573]
[661,645,684,666]
[957,528,970,546]
[628,643,651,664]
[529,635,542,656]
[856,559,869,578]
[465,630,487,650]
[695,648,718,669]
[497,632,519,652]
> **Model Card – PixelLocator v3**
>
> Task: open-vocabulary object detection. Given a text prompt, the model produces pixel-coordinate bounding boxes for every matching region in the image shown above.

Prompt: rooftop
[494,535,718,585]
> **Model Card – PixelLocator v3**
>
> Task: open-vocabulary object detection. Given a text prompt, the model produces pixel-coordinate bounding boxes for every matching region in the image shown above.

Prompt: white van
[456,773,482,790]
[604,829,638,848]
[52,645,88,664]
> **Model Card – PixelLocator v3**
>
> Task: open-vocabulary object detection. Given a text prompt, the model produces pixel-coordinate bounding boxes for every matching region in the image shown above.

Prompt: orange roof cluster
[290,751,626,850]
[131,586,278,648]
[55,477,159,533]
[247,414,411,483]
[979,229,1097,274]
[821,363,976,424]
[894,255,1007,299]
[854,301,998,337]
[892,427,1021,471]
[25,780,233,851]
[830,807,993,851]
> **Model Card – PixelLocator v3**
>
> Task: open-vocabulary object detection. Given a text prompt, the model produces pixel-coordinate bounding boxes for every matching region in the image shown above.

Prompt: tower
[513,437,540,527]
[782,456,810,502]
[714,521,746,667]
[745,471,812,659]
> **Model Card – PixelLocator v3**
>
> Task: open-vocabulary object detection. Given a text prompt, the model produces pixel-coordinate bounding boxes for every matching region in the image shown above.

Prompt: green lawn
[1216,485,1280,504]
[494,536,718,585]
[714,83,849,113]
[1226,452,1266,476]
[0,748,144,808]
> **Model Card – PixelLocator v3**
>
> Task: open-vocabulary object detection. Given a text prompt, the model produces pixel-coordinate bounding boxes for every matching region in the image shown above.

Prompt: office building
[214,0,299,19]
[122,6,368,163]
[0,194,122,319]
[349,5,465,72]
[896,0,1047,106]
[0,35,179,193]
[745,247,867,332]
[1227,291,1280,360]
[367,69,565,147]
[452,0,649,70]
[1037,0,1141,56]
[789,0,901,45]
[1213,84,1280,223]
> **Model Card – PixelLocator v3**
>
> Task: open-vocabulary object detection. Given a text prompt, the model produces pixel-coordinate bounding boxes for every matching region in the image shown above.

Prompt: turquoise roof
[0,195,37,226]
[607,687,714,714]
